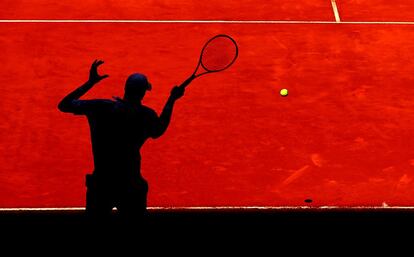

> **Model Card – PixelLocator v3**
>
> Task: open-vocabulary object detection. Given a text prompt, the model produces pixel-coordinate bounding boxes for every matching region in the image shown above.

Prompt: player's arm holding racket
[58,60,109,113]
[151,85,185,138]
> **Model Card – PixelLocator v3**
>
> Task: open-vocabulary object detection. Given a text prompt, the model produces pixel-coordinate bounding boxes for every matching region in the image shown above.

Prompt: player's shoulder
[89,98,116,107]
[69,98,115,115]
[140,105,158,117]
[86,99,117,112]
[84,98,115,104]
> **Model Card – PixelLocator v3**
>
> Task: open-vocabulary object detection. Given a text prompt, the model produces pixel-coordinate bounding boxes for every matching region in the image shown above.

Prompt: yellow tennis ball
[280,89,288,97]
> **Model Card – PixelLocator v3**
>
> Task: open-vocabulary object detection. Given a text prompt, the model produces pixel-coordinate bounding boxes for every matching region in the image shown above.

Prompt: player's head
[124,73,152,101]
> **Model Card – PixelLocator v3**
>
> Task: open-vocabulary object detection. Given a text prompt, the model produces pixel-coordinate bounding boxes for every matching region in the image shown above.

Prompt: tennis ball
[280,89,288,97]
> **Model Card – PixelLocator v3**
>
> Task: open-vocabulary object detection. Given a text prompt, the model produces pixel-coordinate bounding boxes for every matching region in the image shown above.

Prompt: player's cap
[125,73,152,92]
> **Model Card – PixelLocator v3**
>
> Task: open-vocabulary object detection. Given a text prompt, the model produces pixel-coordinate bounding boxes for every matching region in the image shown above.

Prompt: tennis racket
[179,34,238,88]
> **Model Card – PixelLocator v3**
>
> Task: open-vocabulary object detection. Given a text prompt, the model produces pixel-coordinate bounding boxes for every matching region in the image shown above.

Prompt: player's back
[85,98,159,177]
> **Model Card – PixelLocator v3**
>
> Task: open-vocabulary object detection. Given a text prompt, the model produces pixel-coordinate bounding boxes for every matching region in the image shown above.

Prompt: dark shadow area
[1,209,413,251]
[2,209,414,235]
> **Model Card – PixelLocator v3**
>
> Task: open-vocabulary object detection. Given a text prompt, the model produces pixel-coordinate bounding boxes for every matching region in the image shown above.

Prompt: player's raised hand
[170,85,185,100]
[88,59,109,84]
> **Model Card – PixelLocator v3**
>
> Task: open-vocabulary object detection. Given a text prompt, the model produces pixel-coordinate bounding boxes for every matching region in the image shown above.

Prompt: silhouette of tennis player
[58,60,185,220]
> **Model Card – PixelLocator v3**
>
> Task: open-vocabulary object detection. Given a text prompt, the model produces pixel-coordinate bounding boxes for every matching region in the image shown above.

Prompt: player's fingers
[96,60,104,66]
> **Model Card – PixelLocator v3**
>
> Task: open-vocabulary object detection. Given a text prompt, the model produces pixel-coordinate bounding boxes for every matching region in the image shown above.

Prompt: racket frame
[180,34,238,88]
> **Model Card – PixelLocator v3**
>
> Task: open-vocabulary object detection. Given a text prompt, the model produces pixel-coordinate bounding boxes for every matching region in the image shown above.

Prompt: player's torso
[87,100,153,171]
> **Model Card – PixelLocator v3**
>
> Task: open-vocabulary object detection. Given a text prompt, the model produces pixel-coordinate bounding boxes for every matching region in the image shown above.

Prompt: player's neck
[123,96,142,105]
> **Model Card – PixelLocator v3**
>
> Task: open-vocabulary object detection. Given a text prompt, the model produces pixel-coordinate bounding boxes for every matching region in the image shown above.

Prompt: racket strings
[201,36,238,72]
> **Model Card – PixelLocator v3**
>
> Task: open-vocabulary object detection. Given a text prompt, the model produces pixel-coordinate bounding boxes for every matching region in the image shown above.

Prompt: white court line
[0,19,414,25]
[1,206,414,211]
[331,0,341,22]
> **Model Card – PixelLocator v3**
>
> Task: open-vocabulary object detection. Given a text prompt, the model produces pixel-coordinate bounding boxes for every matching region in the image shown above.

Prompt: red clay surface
[338,0,414,22]
[0,0,334,21]
[2,1,414,208]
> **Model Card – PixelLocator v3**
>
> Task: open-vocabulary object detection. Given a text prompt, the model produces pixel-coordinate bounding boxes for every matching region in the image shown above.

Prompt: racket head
[199,34,238,74]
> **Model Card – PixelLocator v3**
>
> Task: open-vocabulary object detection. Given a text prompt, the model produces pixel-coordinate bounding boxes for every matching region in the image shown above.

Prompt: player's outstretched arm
[152,86,185,138]
[58,60,109,112]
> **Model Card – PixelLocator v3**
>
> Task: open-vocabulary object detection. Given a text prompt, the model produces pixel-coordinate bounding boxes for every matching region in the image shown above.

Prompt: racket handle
[179,75,195,89]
